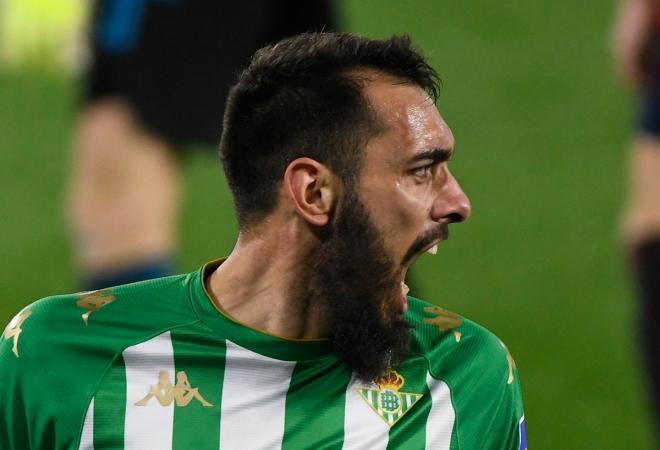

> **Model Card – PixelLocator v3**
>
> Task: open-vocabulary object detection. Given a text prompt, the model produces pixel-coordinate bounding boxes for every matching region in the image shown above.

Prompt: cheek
[393,179,435,221]
[361,180,431,241]
[374,184,431,246]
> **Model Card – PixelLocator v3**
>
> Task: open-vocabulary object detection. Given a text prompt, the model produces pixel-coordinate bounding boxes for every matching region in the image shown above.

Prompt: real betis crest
[356,369,423,427]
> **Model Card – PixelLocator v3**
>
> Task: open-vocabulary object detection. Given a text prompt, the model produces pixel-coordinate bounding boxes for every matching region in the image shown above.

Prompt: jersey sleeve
[0,294,117,450]
[418,306,526,450]
[0,306,33,449]
[461,338,526,450]
[441,329,526,450]
[0,276,200,449]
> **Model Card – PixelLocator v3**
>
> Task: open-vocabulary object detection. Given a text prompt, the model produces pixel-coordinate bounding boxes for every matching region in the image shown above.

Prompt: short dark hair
[219,32,440,228]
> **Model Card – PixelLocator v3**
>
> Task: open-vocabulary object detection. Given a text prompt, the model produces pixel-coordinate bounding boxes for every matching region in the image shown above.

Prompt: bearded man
[0,33,526,450]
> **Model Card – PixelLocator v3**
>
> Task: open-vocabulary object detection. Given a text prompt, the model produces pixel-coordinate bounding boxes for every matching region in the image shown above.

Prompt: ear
[284,157,337,227]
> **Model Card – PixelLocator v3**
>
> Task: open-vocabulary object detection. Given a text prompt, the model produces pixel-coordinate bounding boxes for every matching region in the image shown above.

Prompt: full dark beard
[303,191,412,383]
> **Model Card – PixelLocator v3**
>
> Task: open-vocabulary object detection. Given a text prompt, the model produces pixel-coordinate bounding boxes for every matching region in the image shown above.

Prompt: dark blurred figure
[66,0,337,290]
[612,0,660,439]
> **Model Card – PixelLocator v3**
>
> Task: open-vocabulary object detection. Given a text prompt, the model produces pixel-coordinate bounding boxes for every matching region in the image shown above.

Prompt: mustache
[402,223,449,266]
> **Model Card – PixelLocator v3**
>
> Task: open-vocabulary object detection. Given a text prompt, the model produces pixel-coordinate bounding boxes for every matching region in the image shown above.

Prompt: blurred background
[0,0,652,448]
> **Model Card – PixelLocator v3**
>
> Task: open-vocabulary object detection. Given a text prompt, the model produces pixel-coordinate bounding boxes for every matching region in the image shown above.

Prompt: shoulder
[406,296,512,378]
[406,296,525,449]
[1,273,197,356]
[0,273,201,448]
[0,272,200,367]
[405,296,522,409]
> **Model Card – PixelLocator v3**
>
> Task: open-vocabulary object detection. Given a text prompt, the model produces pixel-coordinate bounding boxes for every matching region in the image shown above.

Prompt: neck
[206,220,326,340]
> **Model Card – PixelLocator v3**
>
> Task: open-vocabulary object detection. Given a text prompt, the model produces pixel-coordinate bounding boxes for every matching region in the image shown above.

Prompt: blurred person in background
[67,0,336,290]
[612,0,660,435]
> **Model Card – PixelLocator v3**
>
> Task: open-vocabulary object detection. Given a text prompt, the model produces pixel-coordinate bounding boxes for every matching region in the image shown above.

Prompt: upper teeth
[402,282,410,295]
[427,244,438,255]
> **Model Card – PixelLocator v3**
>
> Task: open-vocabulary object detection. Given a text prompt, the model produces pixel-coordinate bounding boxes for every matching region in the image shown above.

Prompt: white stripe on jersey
[79,397,94,450]
[425,373,454,450]
[123,331,176,450]
[219,340,295,450]
[342,375,390,450]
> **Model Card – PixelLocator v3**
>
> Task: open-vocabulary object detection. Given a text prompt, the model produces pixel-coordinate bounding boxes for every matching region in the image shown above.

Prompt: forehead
[360,72,454,162]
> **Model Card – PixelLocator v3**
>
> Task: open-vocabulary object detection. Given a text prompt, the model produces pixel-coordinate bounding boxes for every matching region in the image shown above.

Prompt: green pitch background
[0,1,653,448]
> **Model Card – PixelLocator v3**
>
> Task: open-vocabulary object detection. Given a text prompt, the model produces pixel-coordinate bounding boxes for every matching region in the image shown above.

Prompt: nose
[430,173,471,223]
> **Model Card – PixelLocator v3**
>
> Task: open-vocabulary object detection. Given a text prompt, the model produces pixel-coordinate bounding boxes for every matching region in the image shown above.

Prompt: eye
[411,164,434,182]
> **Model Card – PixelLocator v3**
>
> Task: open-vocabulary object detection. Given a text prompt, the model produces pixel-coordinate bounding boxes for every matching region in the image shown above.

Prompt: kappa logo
[423,306,462,343]
[135,370,213,408]
[356,369,423,427]
[76,289,114,325]
[2,310,32,358]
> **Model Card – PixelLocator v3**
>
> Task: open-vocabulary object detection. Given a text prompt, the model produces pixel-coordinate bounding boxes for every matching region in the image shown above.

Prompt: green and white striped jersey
[0,261,526,450]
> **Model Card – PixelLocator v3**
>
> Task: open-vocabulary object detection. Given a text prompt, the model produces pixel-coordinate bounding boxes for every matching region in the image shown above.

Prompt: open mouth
[401,223,449,267]
[423,240,440,255]
[397,235,445,315]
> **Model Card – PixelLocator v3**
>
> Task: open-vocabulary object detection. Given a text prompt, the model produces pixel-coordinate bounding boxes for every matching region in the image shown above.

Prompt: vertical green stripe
[387,356,430,449]
[94,355,127,448]
[170,324,226,450]
[281,358,351,450]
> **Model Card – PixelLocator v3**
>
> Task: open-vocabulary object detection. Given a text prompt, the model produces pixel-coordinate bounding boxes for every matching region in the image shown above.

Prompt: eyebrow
[410,147,453,164]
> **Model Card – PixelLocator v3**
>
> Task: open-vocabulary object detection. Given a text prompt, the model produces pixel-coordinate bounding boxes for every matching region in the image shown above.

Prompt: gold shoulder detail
[423,306,462,342]
[76,289,115,325]
[499,340,517,385]
[3,310,32,358]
